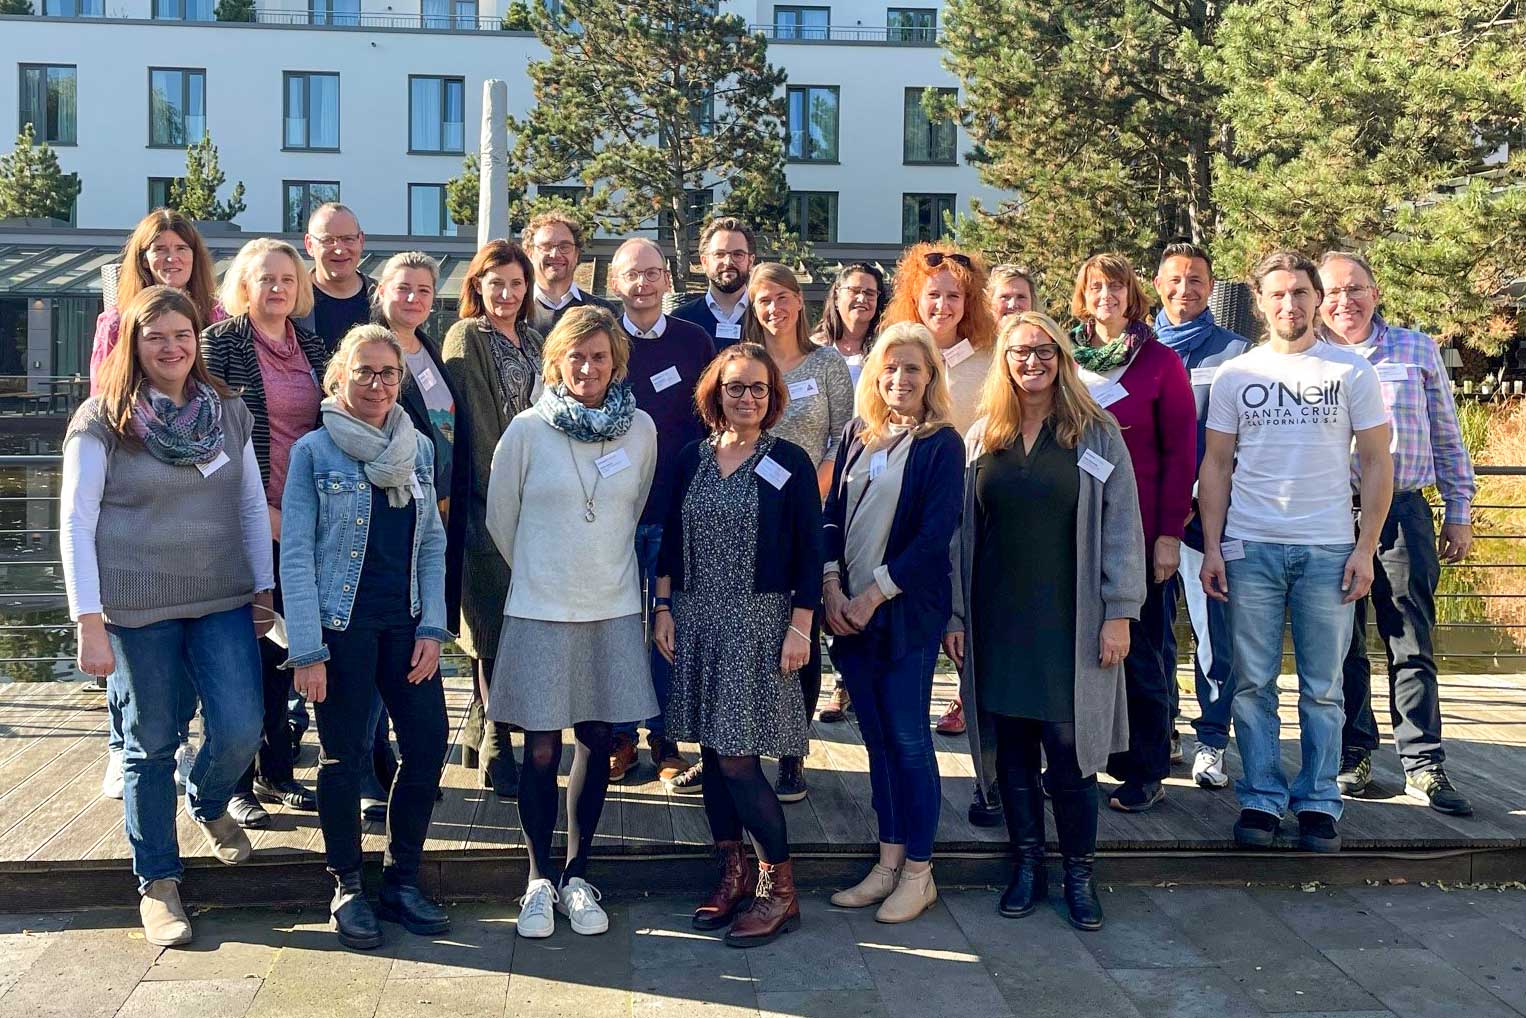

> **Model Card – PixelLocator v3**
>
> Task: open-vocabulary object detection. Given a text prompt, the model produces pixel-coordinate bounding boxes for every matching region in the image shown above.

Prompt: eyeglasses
[706,248,751,263]
[620,267,668,284]
[1005,344,1059,362]
[1324,285,1372,301]
[722,381,771,400]
[311,233,360,248]
[534,241,577,256]
[923,252,973,270]
[351,366,403,387]
[841,286,880,301]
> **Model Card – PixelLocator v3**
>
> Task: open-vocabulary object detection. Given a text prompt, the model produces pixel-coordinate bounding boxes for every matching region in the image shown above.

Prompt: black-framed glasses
[924,252,973,270]
[1005,343,1059,362]
[722,381,771,400]
[351,366,403,387]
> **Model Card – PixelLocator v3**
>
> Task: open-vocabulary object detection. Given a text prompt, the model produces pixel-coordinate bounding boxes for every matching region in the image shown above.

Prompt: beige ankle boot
[140,879,193,946]
[875,866,937,923]
[830,863,900,908]
[198,812,252,865]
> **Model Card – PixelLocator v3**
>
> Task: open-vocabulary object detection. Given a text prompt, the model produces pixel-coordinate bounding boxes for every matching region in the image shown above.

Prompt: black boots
[378,882,451,936]
[481,721,519,799]
[1051,782,1103,931]
[331,871,382,950]
[998,779,1047,918]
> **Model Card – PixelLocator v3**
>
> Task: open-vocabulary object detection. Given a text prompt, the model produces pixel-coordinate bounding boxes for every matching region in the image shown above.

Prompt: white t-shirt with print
[1206,340,1386,545]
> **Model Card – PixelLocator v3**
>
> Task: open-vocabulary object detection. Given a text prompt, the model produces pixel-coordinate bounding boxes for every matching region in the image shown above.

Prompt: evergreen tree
[0,123,81,222]
[168,135,246,223]
[0,0,34,14]
[510,0,794,278]
[214,0,255,21]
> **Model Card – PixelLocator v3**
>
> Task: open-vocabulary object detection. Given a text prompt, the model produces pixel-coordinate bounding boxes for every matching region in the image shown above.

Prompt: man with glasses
[1317,252,1476,815]
[300,203,374,353]
[522,210,621,336]
[672,217,756,348]
[607,239,716,788]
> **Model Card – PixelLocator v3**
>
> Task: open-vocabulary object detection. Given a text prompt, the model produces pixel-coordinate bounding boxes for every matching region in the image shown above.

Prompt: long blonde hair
[219,238,315,319]
[855,322,954,442]
[977,311,1112,451]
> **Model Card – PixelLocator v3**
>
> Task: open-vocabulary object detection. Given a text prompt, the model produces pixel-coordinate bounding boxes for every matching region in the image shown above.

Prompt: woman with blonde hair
[201,236,327,828]
[944,311,1146,931]
[823,322,964,924]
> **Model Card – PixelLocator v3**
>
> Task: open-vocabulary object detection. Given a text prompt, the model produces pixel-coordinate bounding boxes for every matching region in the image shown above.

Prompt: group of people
[61,199,1476,951]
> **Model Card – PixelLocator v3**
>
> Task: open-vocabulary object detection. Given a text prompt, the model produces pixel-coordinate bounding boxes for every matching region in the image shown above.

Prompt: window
[309,0,359,25]
[658,188,714,245]
[408,184,456,237]
[409,76,465,153]
[786,86,838,162]
[786,191,838,243]
[422,0,479,28]
[902,193,955,244]
[284,181,341,232]
[774,5,829,39]
[152,0,213,19]
[147,177,182,211]
[887,7,936,42]
[19,65,77,146]
[149,68,206,147]
[284,72,340,151]
[904,87,957,164]
[43,0,105,14]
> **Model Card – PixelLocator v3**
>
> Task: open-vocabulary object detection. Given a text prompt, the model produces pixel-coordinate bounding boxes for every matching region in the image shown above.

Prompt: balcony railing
[251,8,503,30]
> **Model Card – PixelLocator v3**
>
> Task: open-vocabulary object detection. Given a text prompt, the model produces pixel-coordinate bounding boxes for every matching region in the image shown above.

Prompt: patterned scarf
[129,382,225,466]
[534,380,636,443]
[1071,319,1154,373]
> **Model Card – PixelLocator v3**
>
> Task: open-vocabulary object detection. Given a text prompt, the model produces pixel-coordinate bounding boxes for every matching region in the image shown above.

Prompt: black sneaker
[227,792,271,830]
[1405,766,1473,816]
[968,787,1004,828]
[1169,731,1184,766]
[667,759,704,795]
[1296,811,1342,853]
[254,778,318,812]
[1336,749,1371,795]
[1232,808,1279,848]
[775,756,808,803]
[1108,781,1164,813]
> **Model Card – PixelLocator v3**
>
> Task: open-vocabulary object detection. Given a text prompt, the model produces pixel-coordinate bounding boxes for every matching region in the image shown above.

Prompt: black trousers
[314,620,447,885]
[1108,578,1173,784]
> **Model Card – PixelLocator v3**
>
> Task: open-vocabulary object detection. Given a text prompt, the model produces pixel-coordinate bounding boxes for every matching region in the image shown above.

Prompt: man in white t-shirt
[1198,250,1393,855]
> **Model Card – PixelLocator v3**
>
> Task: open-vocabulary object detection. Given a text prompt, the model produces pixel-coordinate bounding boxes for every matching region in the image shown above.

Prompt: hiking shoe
[1192,745,1229,789]
[1336,750,1371,796]
[934,698,966,735]
[1297,811,1342,853]
[1233,808,1280,849]
[1108,781,1164,813]
[1406,766,1473,816]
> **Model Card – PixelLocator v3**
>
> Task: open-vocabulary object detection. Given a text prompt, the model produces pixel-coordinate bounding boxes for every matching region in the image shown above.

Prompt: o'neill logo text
[1240,379,1343,424]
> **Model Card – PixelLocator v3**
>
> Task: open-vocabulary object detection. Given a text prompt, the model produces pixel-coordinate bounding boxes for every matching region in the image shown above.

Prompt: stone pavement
[2,883,1525,1018]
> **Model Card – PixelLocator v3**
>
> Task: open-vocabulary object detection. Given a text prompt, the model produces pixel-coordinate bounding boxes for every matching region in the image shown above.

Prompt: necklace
[566,435,605,523]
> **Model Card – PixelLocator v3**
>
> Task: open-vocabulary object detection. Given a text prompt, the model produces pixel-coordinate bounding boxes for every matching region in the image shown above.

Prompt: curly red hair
[882,241,997,351]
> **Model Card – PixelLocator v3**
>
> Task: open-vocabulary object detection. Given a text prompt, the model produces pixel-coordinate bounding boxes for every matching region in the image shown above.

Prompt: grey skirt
[487,613,658,730]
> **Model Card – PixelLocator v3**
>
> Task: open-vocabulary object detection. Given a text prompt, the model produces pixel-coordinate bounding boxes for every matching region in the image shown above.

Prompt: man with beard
[522,210,621,336]
[672,217,756,348]
[1199,251,1392,855]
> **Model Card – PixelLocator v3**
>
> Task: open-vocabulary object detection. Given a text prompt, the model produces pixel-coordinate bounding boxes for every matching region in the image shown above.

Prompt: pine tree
[0,123,82,222]
[0,0,34,14]
[510,0,794,278]
[214,0,255,21]
[168,135,246,223]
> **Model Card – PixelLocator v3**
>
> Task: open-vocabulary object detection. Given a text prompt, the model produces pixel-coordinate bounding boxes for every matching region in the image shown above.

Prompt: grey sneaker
[1405,766,1473,816]
[1336,750,1371,796]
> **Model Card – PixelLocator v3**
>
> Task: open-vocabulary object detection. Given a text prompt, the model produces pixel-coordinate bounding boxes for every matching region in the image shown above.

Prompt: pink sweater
[89,302,228,395]
[1106,337,1198,548]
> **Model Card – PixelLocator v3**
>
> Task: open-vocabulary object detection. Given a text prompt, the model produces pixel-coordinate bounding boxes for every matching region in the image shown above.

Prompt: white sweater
[486,407,656,623]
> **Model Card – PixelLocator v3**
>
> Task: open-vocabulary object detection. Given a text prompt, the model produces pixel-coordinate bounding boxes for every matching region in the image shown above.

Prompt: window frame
[42,0,105,14]
[282,71,341,153]
[151,0,214,20]
[18,63,78,147]
[407,182,456,237]
[147,176,182,212]
[786,191,839,244]
[308,0,360,25]
[902,87,958,166]
[901,192,956,245]
[283,180,342,233]
[786,84,840,164]
[886,7,937,43]
[407,75,466,155]
[146,66,207,149]
[773,4,831,40]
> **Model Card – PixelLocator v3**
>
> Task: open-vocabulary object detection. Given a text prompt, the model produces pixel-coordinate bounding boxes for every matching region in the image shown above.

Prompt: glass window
[903,87,957,164]
[786,191,838,243]
[774,5,829,39]
[408,184,456,236]
[284,72,340,150]
[422,0,479,29]
[887,7,936,42]
[19,65,77,146]
[147,177,182,211]
[149,68,206,147]
[309,0,359,25]
[786,86,838,162]
[152,0,214,19]
[902,193,955,245]
[284,181,341,233]
[537,184,587,202]
[658,188,714,245]
[42,0,105,14]
[409,76,465,153]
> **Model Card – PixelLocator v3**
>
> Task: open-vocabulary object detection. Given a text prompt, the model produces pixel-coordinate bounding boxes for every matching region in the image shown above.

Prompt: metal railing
[250,8,503,31]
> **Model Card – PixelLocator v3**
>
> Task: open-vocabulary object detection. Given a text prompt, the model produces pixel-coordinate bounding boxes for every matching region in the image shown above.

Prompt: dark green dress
[971,421,1080,721]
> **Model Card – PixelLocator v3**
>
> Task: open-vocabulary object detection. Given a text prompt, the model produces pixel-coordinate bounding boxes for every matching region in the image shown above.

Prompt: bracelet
[654,595,672,609]
[788,624,810,641]
[653,605,671,614]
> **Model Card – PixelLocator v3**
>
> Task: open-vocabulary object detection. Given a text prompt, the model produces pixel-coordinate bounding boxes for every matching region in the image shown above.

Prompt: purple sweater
[1104,337,1197,548]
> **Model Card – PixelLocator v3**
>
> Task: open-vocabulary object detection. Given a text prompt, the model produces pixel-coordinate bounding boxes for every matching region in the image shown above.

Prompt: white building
[1,0,1005,245]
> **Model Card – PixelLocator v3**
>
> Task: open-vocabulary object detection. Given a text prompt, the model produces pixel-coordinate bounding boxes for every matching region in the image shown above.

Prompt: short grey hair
[1318,250,1378,287]
[306,201,361,232]
[323,323,406,395]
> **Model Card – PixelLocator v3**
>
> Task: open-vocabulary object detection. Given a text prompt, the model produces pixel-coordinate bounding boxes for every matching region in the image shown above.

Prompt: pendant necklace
[566,435,605,523]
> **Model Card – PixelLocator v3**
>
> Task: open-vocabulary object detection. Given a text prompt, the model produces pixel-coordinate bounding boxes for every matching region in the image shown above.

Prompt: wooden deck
[1,667,1523,910]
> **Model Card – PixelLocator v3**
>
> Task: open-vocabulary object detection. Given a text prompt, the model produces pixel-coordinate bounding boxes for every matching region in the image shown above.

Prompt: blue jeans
[1172,532,1237,750]
[107,605,265,889]
[616,523,672,743]
[1226,541,1354,820]
[107,666,194,753]
[832,633,942,861]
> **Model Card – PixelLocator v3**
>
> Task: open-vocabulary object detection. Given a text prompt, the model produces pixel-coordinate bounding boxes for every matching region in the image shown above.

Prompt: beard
[708,268,746,294]
[1269,318,1310,343]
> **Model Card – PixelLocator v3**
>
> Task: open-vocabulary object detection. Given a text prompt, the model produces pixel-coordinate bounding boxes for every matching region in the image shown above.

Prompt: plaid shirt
[1339,316,1476,525]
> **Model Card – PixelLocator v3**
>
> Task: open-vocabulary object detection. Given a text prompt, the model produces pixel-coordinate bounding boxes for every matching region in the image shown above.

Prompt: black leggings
[994,715,1089,794]
[518,721,613,884]
[700,746,790,863]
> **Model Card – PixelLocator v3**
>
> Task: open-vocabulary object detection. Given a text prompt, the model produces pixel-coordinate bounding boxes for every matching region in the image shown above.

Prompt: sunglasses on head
[923,252,973,270]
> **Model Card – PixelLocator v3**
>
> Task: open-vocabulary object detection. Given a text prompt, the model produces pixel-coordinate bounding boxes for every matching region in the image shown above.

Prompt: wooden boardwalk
[1,667,1523,909]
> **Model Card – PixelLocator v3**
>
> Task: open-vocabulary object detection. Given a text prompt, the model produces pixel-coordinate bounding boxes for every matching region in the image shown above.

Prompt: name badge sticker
[595,447,633,478]
[1089,381,1129,408]
[1376,362,1414,382]
[409,476,425,499]
[649,366,681,392]
[754,455,791,490]
[195,450,230,478]
[942,339,975,369]
[1220,539,1246,561]
[869,449,889,480]
[417,367,440,391]
[1191,366,1218,386]
[787,377,820,401]
[715,321,743,340]
[1078,449,1114,483]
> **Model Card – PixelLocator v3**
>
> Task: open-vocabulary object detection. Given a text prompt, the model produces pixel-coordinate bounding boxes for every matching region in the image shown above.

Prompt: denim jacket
[278,426,452,668]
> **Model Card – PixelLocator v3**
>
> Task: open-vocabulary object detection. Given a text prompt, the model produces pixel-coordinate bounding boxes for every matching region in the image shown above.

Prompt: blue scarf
[129,382,225,466]
[534,380,636,443]
[1154,307,1220,358]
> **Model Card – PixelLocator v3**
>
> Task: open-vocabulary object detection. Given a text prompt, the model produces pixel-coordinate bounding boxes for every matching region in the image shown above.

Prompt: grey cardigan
[948,415,1147,781]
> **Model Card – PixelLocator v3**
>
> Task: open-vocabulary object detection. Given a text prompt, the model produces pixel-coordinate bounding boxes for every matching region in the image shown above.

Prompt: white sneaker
[102,748,124,800]
[174,740,196,789]
[1192,745,1229,789]
[517,877,558,939]
[556,877,608,936]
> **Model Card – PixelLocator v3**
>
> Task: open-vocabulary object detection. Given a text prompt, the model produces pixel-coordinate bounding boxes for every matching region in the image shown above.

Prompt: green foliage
[214,0,255,21]
[444,153,535,233]
[510,0,796,278]
[501,1,531,30]
[0,0,34,14]
[0,123,81,222]
[167,135,246,223]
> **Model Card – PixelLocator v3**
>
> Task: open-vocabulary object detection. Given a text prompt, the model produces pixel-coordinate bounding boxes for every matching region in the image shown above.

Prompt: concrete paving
[1,883,1524,1017]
